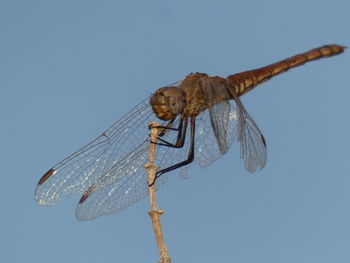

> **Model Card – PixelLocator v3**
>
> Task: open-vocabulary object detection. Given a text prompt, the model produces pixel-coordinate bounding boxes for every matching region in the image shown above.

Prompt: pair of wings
[35,81,266,221]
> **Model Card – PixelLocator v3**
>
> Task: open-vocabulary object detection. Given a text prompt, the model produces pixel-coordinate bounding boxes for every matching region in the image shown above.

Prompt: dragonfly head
[150,86,185,120]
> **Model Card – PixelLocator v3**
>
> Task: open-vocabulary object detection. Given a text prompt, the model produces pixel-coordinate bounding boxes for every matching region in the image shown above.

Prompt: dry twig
[145,122,171,263]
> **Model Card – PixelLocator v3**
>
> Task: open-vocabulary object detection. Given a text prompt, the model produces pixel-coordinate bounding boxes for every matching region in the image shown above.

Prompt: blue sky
[1,0,349,262]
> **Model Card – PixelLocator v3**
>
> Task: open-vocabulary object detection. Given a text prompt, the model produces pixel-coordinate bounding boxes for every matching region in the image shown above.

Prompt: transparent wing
[192,101,238,168]
[236,98,267,172]
[203,78,233,154]
[35,96,160,206]
[75,115,193,220]
[35,87,195,220]
[75,141,168,220]
[208,100,231,154]
[76,110,206,220]
[194,77,266,172]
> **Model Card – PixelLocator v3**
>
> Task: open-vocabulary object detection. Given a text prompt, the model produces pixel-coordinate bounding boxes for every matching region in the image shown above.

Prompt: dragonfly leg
[149,118,177,137]
[148,116,195,186]
[150,116,188,148]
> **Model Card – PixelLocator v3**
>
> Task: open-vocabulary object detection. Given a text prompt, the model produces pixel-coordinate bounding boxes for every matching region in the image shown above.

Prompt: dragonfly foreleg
[149,116,195,186]
[150,116,188,148]
[153,118,177,137]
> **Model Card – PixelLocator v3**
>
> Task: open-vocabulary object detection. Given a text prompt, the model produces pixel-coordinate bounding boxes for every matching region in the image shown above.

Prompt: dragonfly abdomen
[227,44,345,96]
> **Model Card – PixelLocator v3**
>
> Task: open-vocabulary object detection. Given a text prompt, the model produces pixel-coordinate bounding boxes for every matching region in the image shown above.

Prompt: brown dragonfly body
[149,44,344,181]
[35,44,345,220]
[153,45,344,121]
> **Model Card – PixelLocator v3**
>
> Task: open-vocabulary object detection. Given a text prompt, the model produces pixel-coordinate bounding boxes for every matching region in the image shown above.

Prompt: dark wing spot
[38,168,55,185]
[79,186,95,204]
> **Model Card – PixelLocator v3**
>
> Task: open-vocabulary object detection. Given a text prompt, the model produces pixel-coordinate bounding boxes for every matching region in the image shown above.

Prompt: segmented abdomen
[227,44,345,96]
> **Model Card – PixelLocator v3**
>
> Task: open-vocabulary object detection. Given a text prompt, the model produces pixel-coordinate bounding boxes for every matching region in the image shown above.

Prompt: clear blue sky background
[1,1,349,262]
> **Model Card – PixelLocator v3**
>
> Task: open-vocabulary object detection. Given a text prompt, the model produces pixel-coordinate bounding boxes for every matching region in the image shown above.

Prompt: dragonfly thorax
[150,86,185,120]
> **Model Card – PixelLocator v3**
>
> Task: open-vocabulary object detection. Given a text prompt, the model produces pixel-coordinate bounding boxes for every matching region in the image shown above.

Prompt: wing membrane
[35,97,157,206]
[235,97,267,172]
[195,77,266,172]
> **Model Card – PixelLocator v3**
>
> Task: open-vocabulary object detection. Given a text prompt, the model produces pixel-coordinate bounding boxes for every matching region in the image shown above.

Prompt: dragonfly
[35,44,345,221]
